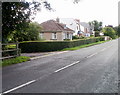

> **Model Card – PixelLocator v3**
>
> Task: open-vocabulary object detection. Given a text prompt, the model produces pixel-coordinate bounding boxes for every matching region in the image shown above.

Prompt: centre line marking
[54,61,80,73]
[2,80,36,94]
[100,48,106,52]
[87,52,98,58]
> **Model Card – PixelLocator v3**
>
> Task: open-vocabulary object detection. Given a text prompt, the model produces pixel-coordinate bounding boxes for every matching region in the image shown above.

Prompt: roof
[80,22,94,29]
[40,20,74,32]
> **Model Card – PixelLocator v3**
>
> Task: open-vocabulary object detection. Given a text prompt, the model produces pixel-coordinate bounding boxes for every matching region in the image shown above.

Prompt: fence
[0,43,21,60]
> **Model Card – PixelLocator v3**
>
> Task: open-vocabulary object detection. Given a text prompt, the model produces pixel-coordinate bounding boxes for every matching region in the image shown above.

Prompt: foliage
[95,31,100,37]
[89,20,103,31]
[114,25,120,37]
[19,37,105,53]
[102,27,116,39]
[72,35,85,39]
[2,56,30,67]
[2,1,52,43]
[26,22,42,41]
[73,0,81,3]
[7,22,42,42]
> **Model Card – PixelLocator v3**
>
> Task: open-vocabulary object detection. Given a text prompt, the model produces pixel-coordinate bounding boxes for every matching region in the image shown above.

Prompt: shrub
[19,37,106,53]
[72,35,85,39]
[102,27,116,39]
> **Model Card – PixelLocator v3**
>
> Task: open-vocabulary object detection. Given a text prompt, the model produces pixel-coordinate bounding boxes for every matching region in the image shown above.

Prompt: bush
[102,27,116,39]
[72,35,85,39]
[19,37,106,53]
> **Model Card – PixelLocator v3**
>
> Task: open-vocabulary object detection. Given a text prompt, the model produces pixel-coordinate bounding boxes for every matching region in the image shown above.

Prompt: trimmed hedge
[19,37,105,53]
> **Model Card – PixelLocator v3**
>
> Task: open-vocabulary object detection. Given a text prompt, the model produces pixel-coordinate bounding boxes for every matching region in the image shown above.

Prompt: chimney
[56,17,60,23]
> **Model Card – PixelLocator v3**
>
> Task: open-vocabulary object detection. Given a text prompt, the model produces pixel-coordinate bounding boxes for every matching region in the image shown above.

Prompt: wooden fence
[0,43,21,60]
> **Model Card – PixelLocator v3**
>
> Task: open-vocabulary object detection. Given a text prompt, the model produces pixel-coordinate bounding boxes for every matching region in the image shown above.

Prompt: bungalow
[40,20,74,41]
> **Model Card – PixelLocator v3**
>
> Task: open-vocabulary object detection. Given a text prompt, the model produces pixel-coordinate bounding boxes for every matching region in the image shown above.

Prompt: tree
[95,31,100,37]
[2,1,79,43]
[24,22,42,41]
[7,22,42,42]
[2,1,51,43]
[102,27,116,39]
[114,25,120,37]
[89,20,103,31]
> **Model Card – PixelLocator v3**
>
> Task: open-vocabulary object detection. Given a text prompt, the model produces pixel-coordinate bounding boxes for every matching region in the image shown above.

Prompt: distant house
[57,18,81,35]
[55,18,94,37]
[80,22,94,37]
[40,20,74,41]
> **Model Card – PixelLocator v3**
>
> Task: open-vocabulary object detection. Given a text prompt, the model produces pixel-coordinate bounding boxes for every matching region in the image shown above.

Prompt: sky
[27,0,119,27]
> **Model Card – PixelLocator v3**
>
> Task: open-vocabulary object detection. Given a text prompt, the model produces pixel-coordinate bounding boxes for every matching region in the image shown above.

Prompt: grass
[6,44,16,49]
[1,56,30,67]
[61,40,109,51]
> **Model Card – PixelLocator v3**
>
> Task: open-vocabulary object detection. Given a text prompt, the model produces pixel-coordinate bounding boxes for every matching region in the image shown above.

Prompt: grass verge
[61,40,109,51]
[1,56,30,67]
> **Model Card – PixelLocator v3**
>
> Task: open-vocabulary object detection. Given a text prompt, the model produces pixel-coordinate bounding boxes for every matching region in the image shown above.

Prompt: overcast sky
[28,0,119,26]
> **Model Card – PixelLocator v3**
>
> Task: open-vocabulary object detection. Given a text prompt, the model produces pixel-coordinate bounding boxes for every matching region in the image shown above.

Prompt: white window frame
[52,32,57,39]
[67,33,69,39]
[39,32,44,39]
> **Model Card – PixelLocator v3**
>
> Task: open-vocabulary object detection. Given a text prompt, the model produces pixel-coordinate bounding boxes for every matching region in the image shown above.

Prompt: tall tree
[2,1,79,43]
[89,20,103,31]
[114,25,120,37]
[8,22,42,42]
[2,1,51,43]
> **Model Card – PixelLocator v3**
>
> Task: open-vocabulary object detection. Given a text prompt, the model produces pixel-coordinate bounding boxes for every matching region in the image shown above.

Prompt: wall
[41,32,63,41]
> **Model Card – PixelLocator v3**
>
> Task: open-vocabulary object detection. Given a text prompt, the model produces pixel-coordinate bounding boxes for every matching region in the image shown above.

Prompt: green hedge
[19,37,105,53]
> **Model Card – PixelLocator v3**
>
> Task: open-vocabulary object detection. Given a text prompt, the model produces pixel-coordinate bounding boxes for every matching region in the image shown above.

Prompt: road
[2,39,118,94]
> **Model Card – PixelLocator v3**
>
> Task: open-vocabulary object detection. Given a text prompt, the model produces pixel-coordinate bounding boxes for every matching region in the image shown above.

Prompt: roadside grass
[61,40,109,51]
[1,56,30,67]
[6,44,16,49]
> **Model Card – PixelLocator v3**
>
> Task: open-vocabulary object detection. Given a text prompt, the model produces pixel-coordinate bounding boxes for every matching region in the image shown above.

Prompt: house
[40,20,74,41]
[55,18,94,37]
[56,18,81,35]
[80,22,94,37]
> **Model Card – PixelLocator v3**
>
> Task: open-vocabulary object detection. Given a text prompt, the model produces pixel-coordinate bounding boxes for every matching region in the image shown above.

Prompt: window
[77,26,79,30]
[39,32,44,39]
[52,32,57,39]
[67,33,69,39]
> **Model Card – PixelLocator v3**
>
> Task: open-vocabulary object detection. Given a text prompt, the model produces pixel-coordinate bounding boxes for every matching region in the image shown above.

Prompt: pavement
[2,39,119,94]
[21,51,69,60]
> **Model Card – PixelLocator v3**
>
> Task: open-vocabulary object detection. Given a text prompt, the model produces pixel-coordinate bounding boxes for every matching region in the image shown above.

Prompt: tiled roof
[40,20,74,32]
[80,22,94,29]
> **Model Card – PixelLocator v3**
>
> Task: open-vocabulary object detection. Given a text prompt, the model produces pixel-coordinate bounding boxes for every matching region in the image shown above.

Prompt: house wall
[41,32,63,41]
[58,18,79,35]
[62,32,73,40]
[57,32,63,41]
[40,32,73,41]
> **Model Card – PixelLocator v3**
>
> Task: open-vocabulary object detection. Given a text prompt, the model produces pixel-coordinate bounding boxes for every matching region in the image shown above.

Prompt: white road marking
[87,52,98,58]
[87,45,112,58]
[54,61,80,73]
[2,80,36,94]
[100,48,106,52]
[100,45,112,52]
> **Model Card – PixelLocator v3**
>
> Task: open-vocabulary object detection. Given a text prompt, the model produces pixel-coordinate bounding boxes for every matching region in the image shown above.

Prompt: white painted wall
[58,18,80,35]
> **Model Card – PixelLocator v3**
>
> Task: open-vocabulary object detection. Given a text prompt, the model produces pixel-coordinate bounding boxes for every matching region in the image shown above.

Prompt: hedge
[19,37,105,53]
